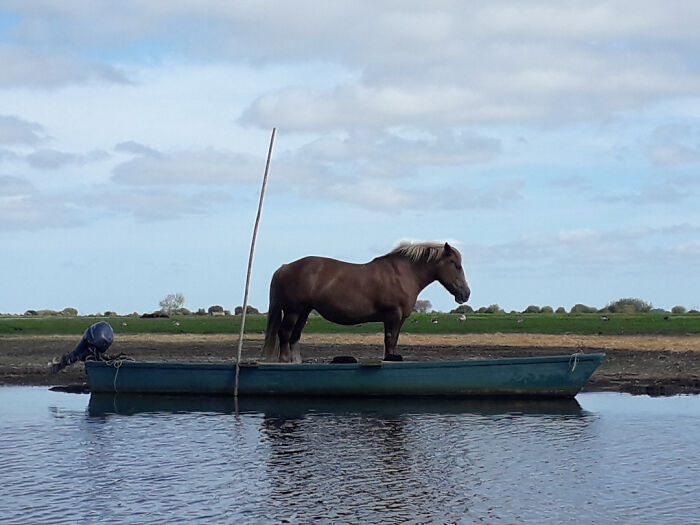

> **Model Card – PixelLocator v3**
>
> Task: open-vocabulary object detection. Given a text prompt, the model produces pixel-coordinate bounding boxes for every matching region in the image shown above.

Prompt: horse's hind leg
[289,308,311,364]
[383,315,406,361]
[278,310,301,363]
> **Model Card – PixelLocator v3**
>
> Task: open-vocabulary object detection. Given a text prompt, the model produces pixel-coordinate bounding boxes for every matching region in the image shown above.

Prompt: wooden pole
[234,128,276,397]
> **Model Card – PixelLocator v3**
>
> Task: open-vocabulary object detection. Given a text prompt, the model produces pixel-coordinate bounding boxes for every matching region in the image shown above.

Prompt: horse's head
[435,243,471,304]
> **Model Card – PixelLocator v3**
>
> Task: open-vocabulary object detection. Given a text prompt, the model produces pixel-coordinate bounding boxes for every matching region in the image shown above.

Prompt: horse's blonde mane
[388,241,446,263]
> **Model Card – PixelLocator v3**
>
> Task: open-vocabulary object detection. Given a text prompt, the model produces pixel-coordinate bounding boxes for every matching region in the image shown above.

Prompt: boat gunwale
[85,353,605,372]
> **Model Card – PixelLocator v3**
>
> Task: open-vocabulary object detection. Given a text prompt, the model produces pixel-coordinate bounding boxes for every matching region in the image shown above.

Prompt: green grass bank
[2,312,699,337]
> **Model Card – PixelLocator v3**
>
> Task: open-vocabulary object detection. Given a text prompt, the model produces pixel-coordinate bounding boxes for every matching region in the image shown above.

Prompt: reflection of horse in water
[262,241,471,363]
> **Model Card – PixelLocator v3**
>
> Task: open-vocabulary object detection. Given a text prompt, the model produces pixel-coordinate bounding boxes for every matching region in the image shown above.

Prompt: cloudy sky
[1,1,699,315]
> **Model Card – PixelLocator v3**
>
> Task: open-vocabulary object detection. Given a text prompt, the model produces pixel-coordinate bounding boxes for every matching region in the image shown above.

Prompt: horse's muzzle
[455,287,470,304]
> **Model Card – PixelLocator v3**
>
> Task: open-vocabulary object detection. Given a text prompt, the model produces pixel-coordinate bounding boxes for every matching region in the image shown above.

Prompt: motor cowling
[49,321,114,374]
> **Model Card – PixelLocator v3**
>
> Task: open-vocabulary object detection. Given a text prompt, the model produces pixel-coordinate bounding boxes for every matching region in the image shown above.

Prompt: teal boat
[85,353,604,398]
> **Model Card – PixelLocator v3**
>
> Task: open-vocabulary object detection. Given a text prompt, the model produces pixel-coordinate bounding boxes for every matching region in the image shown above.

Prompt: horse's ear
[444,242,452,255]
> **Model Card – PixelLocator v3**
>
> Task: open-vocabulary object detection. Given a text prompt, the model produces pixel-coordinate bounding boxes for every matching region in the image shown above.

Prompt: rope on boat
[235,128,276,398]
[87,352,135,393]
[104,356,134,392]
[569,351,584,372]
[111,359,123,392]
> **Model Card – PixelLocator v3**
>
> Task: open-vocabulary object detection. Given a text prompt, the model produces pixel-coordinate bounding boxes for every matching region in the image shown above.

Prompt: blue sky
[1,1,699,315]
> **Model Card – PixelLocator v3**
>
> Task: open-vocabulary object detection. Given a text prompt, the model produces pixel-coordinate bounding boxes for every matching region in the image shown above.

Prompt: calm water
[0,388,698,524]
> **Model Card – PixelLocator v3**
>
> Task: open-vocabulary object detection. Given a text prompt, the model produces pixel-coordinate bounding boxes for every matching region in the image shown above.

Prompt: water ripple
[0,390,698,524]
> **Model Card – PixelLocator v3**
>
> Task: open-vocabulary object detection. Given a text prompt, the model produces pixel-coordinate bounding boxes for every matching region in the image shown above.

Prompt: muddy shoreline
[2,334,699,395]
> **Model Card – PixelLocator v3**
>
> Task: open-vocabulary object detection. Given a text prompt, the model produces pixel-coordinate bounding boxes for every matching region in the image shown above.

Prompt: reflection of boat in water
[85,353,604,398]
[88,392,583,418]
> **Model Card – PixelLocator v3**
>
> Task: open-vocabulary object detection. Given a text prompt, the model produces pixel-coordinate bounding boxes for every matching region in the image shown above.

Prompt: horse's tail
[261,270,282,362]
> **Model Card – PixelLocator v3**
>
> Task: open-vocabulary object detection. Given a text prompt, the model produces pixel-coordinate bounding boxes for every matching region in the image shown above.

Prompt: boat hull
[85,353,604,398]
[88,393,585,417]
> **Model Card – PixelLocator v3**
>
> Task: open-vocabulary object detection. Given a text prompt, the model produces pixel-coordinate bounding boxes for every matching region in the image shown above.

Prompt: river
[1,387,698,524]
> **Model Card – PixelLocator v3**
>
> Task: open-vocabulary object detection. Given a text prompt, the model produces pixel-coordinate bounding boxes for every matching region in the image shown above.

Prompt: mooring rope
[569,350,584,372]
[100,355,135,393]
[111,359,123,392]
[84,350,133,393]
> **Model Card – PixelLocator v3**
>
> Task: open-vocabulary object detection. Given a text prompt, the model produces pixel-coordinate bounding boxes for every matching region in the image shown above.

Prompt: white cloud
[24,148,109,169]
[7,2,699,61]
[465,223,700,277]
[557,229,599,244]
[599,175,696,205]
[0,114,47,145]
[280,168,523,213]
[4,2,700,129]
[261,130,513,212]
[93,187,232,222]
[0,45,130,89]
[0,171,234,230]
[322,179,415,211]
[225,3,700,131]
[114,141,161,157]
[4,189,230,231]
[108,132,502,214]
[648,124,700,165]
[239,85,497,131]
[0,148,21,162]
[548,176,592,191]
[112,144,263,185]
[297,130,500,166]
[674,240,700,258]
[240,64,700,132]
[0,175,85,231]
[0,174,33,197]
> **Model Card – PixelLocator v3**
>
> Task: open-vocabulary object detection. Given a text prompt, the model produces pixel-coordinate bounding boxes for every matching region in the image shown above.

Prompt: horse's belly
[314,306,379,326]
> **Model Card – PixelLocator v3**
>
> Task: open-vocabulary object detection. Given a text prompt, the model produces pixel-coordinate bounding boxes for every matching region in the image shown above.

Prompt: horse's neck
[410,261,438,291]
[381,256,436,293]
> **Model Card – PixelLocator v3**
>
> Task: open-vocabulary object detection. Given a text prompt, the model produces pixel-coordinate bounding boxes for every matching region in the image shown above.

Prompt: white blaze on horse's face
[437,243,471,304]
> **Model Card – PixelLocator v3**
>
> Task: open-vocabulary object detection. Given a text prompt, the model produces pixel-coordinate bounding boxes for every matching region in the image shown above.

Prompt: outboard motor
[49,321,114,374]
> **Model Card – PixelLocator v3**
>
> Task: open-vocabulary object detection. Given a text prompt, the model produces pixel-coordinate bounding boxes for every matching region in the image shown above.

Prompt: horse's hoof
[331,356,358,364]
[383,354,403,362]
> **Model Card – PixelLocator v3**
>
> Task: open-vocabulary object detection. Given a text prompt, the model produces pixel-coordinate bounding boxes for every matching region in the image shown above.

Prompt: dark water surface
[1,388,698,524]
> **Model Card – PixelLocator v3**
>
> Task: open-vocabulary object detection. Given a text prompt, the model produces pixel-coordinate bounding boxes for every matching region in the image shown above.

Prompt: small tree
[235,305,260,315]
[484,304,504,314]
[159,293,185,314]
[570,303,597,314]
[541,306,554,314]
[523,305,541,314]
[413,299,432,313]
[450,304,474,314]
[671,305,686,314]
[605,297,652,314]
[555,307,566,314]
[208,305,224,315]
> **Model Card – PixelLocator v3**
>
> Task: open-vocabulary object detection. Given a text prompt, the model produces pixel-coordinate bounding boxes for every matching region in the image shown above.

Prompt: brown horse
[261,241,470,363]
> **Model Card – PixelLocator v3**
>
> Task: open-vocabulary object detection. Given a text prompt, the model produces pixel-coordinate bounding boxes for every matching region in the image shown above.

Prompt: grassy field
[1,312,699,336]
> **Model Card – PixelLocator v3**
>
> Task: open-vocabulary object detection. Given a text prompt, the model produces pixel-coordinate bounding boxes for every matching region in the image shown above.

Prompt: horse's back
[274,256,358,291]
[272,256,377,312]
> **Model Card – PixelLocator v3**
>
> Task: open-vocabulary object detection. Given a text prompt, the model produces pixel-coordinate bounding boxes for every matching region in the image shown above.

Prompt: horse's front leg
[382,315,406,361]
